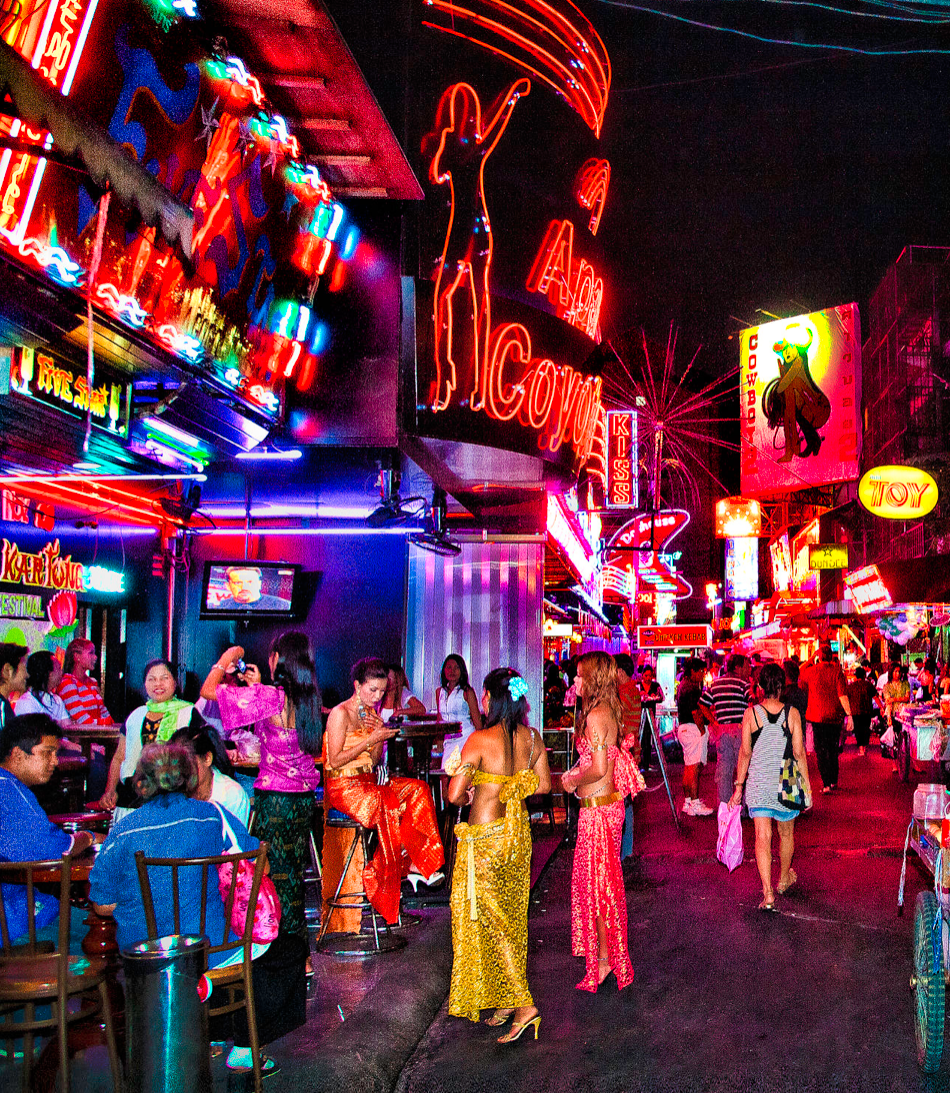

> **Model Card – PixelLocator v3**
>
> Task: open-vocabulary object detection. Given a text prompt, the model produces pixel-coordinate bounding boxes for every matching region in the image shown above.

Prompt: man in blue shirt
[0,713,96,947]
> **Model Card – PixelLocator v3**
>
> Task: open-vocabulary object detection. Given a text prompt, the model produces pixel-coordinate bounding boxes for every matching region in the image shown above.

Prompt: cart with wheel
[905,783,950,1071]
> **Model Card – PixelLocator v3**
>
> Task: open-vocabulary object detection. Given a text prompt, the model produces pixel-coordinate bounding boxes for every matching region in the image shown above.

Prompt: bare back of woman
[465,723,542,825]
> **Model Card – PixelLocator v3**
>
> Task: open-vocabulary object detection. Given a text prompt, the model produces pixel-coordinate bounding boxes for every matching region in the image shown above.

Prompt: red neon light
[8,480,176,528]
[586,407,607,488]
[428,80,604,461]
[429,79,529,411]
[606,409,634,507]
[574,158,610,235]
[526,218,603,338]
[422,0,611,137]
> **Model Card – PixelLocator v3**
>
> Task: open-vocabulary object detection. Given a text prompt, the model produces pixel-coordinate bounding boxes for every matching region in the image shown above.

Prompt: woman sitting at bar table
[99,659,200,816]
[380,665,426,722]
[56,638,114,726]
[171,721,251,827]
[324,658,444,924]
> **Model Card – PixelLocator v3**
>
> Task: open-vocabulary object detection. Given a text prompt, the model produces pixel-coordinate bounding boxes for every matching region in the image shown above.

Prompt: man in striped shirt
[699,653,753,804]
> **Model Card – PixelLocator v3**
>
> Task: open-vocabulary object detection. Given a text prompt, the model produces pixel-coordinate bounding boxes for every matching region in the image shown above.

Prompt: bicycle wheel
[913,891,946,1072]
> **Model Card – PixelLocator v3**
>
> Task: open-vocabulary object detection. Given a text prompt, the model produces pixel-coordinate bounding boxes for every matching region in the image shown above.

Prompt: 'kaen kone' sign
[0,539,86,591]
[858,466,938,520]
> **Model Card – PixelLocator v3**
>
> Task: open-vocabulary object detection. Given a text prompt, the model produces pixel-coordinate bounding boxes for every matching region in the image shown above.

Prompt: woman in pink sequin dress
[560,651,642,992]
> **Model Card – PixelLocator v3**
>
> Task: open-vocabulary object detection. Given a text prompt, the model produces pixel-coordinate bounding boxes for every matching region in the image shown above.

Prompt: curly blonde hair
[134,742,198,800]
[576,651,622,740]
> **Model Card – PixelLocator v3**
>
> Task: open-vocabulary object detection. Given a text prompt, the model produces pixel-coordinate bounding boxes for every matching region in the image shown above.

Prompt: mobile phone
[236,658,247,674]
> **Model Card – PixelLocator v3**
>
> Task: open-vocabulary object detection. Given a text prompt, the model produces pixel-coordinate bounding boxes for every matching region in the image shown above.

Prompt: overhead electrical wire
[597,0,950,53]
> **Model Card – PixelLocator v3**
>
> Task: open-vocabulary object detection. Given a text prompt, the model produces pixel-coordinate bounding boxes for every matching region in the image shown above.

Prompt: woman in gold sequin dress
[561,652,641,992]
[445,667,551,1042]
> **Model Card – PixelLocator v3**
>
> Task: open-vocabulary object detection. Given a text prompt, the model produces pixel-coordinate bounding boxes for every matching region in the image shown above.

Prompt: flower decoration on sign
[508,675,529,700]
[47,590,78,642]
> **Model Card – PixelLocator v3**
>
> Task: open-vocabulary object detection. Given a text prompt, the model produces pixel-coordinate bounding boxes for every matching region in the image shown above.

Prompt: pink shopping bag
[716,802,743,872]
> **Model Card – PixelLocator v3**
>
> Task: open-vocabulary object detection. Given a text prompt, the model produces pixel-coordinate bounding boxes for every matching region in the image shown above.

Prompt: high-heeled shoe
[497,1015,540,1044]
[406,870,445,892]
[485,1009,514,1027]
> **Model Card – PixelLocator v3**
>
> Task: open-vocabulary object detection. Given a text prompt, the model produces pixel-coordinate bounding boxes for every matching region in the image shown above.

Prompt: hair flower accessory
[508,675,529,700]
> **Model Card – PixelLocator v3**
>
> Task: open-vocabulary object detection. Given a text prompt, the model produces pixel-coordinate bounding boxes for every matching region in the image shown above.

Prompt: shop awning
[0,41,193,257]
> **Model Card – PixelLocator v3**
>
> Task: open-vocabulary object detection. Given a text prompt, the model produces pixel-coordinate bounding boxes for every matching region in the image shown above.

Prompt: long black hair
[271,630,322,757]
[169,721,236,779]
[26,651,58,697]
[441,654,471,692]
[482,667,528,742]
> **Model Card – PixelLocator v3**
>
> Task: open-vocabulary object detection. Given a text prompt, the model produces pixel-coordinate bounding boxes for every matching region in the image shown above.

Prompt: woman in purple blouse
[201,632,322,942]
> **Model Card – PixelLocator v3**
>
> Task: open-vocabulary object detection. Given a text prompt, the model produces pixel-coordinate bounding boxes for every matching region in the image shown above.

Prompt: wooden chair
[134,842,270,1093]
[0,854,121,1093]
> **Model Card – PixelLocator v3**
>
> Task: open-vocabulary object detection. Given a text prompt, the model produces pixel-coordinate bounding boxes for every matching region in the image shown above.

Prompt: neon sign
[0,0,99,245]
[546,493,597,589]
[715,496,761,539]
[9,345,129,437]
[844,564,893,613]
[1,490,54,531]
[428,80,603,462]
[605,410,636,508]
[574,159,610,236]
[725,537,758,602]
[0,539,85,591]
[605,509,692,600]
[526,219,603,338]
[421,0,611,137]
[858,465,938,520]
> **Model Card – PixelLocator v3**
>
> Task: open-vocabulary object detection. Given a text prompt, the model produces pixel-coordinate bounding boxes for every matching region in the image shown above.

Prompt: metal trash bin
[121,934,211,1093]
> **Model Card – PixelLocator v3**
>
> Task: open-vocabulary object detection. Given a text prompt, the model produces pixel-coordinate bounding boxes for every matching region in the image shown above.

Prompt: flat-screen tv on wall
[200,561,300,619]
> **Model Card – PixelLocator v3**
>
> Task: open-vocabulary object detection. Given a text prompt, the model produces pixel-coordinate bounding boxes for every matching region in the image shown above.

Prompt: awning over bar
[0,40,193,257]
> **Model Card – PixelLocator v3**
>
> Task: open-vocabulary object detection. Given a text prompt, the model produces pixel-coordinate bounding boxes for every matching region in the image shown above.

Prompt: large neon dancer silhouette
[429,78,529,412]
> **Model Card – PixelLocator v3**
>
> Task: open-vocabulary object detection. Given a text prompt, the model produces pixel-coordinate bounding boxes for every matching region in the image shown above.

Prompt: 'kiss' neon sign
[428,80,603,461]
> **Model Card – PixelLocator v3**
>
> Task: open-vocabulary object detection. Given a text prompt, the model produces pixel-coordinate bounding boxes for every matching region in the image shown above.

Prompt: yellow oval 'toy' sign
[858,465,939,519]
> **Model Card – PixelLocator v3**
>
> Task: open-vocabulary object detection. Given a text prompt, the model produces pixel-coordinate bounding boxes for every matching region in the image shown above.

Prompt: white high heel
[406,870,445,892]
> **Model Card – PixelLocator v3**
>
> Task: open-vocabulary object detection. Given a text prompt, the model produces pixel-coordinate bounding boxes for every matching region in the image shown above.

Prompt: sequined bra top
[325,720,374,776]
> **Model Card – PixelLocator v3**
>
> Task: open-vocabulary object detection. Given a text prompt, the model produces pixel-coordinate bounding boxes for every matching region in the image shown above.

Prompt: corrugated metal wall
[405,541,543,724]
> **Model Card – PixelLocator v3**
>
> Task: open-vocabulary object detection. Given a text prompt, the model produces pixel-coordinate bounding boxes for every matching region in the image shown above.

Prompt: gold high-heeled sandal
[486,1009,514,1026]
[497,1015,540,1043]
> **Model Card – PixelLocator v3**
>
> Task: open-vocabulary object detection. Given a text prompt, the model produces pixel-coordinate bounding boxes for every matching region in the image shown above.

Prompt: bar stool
[316,810,406,956]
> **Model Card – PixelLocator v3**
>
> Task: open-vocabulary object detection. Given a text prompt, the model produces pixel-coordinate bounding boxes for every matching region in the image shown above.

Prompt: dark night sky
[591,0,950,362]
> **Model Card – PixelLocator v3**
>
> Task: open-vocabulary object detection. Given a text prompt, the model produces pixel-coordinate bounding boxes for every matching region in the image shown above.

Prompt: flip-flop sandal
[777,869,797,895]
[757,899,778,912]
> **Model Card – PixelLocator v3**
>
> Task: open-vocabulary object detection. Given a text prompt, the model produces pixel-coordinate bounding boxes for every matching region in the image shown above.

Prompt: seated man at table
[0,713,97,949]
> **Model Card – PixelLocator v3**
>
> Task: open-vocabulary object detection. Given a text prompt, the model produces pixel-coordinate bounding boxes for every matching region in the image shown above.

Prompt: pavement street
[396,745,947,1093]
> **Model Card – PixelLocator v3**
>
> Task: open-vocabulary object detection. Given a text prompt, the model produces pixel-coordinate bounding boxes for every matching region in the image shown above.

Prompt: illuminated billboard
[809,543,848,570]
[740,304,861,495]
[715,496,761,538]
[844,565,893,613]
[769,533,792,593]
[725,537,759,602]
[858,466,938,520]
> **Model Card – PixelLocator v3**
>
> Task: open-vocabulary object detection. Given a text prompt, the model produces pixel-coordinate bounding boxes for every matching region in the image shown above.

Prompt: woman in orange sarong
[323,657,444,925]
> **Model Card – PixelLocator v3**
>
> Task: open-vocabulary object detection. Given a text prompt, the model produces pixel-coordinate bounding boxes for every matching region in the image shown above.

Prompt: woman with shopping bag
[728,662,811,911]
